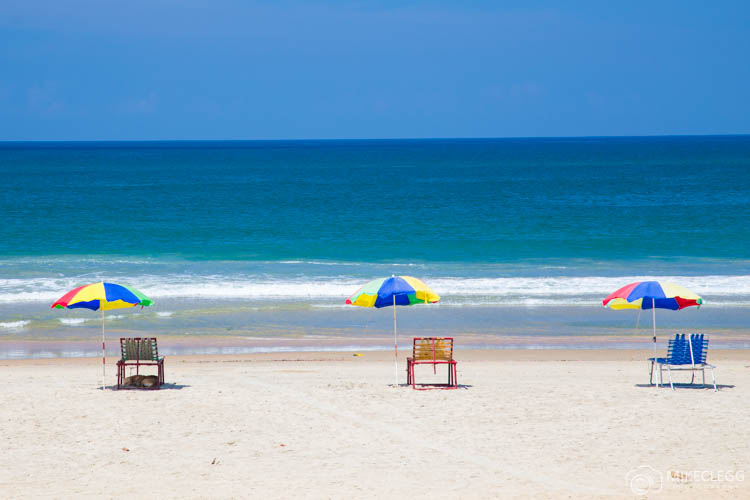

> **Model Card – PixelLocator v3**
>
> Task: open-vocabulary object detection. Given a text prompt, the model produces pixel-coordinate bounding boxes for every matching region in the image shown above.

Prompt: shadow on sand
[634,383,734,390]
[107,383,191,391]
[397,383,473,390]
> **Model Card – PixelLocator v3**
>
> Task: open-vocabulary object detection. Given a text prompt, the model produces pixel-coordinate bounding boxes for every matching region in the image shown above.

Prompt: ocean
[1,136,750,357]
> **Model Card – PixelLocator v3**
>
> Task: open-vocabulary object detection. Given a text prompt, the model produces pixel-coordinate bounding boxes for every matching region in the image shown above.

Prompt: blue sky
[1,1,748,140]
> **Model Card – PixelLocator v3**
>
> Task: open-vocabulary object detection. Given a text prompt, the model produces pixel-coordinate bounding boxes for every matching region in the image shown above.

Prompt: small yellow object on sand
[353,353,363,357]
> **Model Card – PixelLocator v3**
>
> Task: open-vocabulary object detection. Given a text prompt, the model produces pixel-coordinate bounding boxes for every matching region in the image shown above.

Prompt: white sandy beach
[1,349,749,499]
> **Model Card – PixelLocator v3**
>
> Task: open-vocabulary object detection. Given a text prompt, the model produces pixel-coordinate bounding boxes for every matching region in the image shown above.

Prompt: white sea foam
[141,274,749,305]
[1,274,749,306]
[59,318,88,325]
[0,320,30,330]
[156,311,173,317]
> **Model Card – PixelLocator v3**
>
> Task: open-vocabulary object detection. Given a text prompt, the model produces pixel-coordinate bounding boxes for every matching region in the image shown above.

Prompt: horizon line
[1,133,749,144]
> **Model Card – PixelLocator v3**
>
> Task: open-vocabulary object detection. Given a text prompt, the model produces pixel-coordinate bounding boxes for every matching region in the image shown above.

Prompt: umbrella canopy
[346,276,440,386]
[52,282,152,311]
[602,281,703,311]
[52,282,153,389]
[345,276,440,308]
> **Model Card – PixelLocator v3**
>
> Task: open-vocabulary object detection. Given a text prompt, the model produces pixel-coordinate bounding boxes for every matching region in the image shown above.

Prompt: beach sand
[1,349,749,499]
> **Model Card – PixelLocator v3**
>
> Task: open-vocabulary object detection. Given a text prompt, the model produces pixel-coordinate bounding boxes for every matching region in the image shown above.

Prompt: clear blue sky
[1,1,748,140]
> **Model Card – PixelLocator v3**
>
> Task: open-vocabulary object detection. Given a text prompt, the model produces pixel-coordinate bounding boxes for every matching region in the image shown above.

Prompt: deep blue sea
[1,136,750,357]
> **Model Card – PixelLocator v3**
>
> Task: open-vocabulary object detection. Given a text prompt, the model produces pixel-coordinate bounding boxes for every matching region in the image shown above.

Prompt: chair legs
[409,362,457,389]
[115,360,164,390]
[655,364,717,392]
[667,366,674,390]
[698,367,718,391]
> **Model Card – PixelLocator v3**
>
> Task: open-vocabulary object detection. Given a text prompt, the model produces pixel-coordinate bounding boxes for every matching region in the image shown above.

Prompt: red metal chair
[116,337,165,390]
[406,337,458,390]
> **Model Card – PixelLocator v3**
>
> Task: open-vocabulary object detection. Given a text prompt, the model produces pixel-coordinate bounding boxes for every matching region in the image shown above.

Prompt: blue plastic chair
[649,333,716,390]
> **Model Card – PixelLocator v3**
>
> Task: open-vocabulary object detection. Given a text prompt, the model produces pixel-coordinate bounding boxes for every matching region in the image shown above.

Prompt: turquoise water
[2,136,750,261]
[1,136,749,355]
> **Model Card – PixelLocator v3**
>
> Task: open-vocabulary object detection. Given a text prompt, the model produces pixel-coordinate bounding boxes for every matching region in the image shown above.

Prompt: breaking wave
[1,274,749,307]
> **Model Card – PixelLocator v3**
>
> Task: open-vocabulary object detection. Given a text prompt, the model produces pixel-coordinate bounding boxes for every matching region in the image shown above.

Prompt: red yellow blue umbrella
[346,276,440,385]
[602,281,702,311]
[603,280,702,385]
[52,282,153,389]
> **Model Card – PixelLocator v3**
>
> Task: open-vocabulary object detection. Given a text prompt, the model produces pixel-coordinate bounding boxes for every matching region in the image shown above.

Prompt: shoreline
[3,330,750,360]
[3,347,749,366]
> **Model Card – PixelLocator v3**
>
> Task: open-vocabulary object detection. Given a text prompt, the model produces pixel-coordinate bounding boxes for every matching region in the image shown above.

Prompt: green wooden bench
[116,337,165,390]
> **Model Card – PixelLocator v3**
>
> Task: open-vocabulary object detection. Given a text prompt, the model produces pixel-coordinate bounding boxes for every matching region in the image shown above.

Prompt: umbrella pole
[101,308,106,391]
[652,298,657,386]
[635,309,641,333]
[393,294,398,386]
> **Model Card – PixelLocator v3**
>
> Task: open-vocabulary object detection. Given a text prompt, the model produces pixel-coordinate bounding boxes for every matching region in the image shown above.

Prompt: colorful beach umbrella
[603,281,702,384]
[602,281,702,311]
[52,282,153,389]
[346,275,440,385]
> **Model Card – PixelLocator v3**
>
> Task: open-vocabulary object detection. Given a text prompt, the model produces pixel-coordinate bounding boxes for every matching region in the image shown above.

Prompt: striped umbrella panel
[52,282,153,311]
[603,281,702,311]
[346,276,440,308]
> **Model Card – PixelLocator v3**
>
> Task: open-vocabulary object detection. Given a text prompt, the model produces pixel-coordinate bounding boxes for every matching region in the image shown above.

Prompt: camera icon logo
[626,465,663,495]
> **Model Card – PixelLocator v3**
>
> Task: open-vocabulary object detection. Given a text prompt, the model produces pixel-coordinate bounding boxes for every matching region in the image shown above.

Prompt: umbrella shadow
[107,383,191,391]
[397,383,473,390]
[157,382,191,390]
[634,383,734,390]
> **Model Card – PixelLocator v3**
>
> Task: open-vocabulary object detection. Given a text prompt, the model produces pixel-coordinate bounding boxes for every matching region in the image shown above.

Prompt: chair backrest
[665,334,680,360]
[666,334,692,365]
[120,337,159,361]
[412,337,454,361]
[690,334,708,364]
[666,333,708,366]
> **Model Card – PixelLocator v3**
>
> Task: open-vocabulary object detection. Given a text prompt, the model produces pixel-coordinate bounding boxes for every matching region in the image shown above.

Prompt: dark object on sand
[122,374,160,388]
